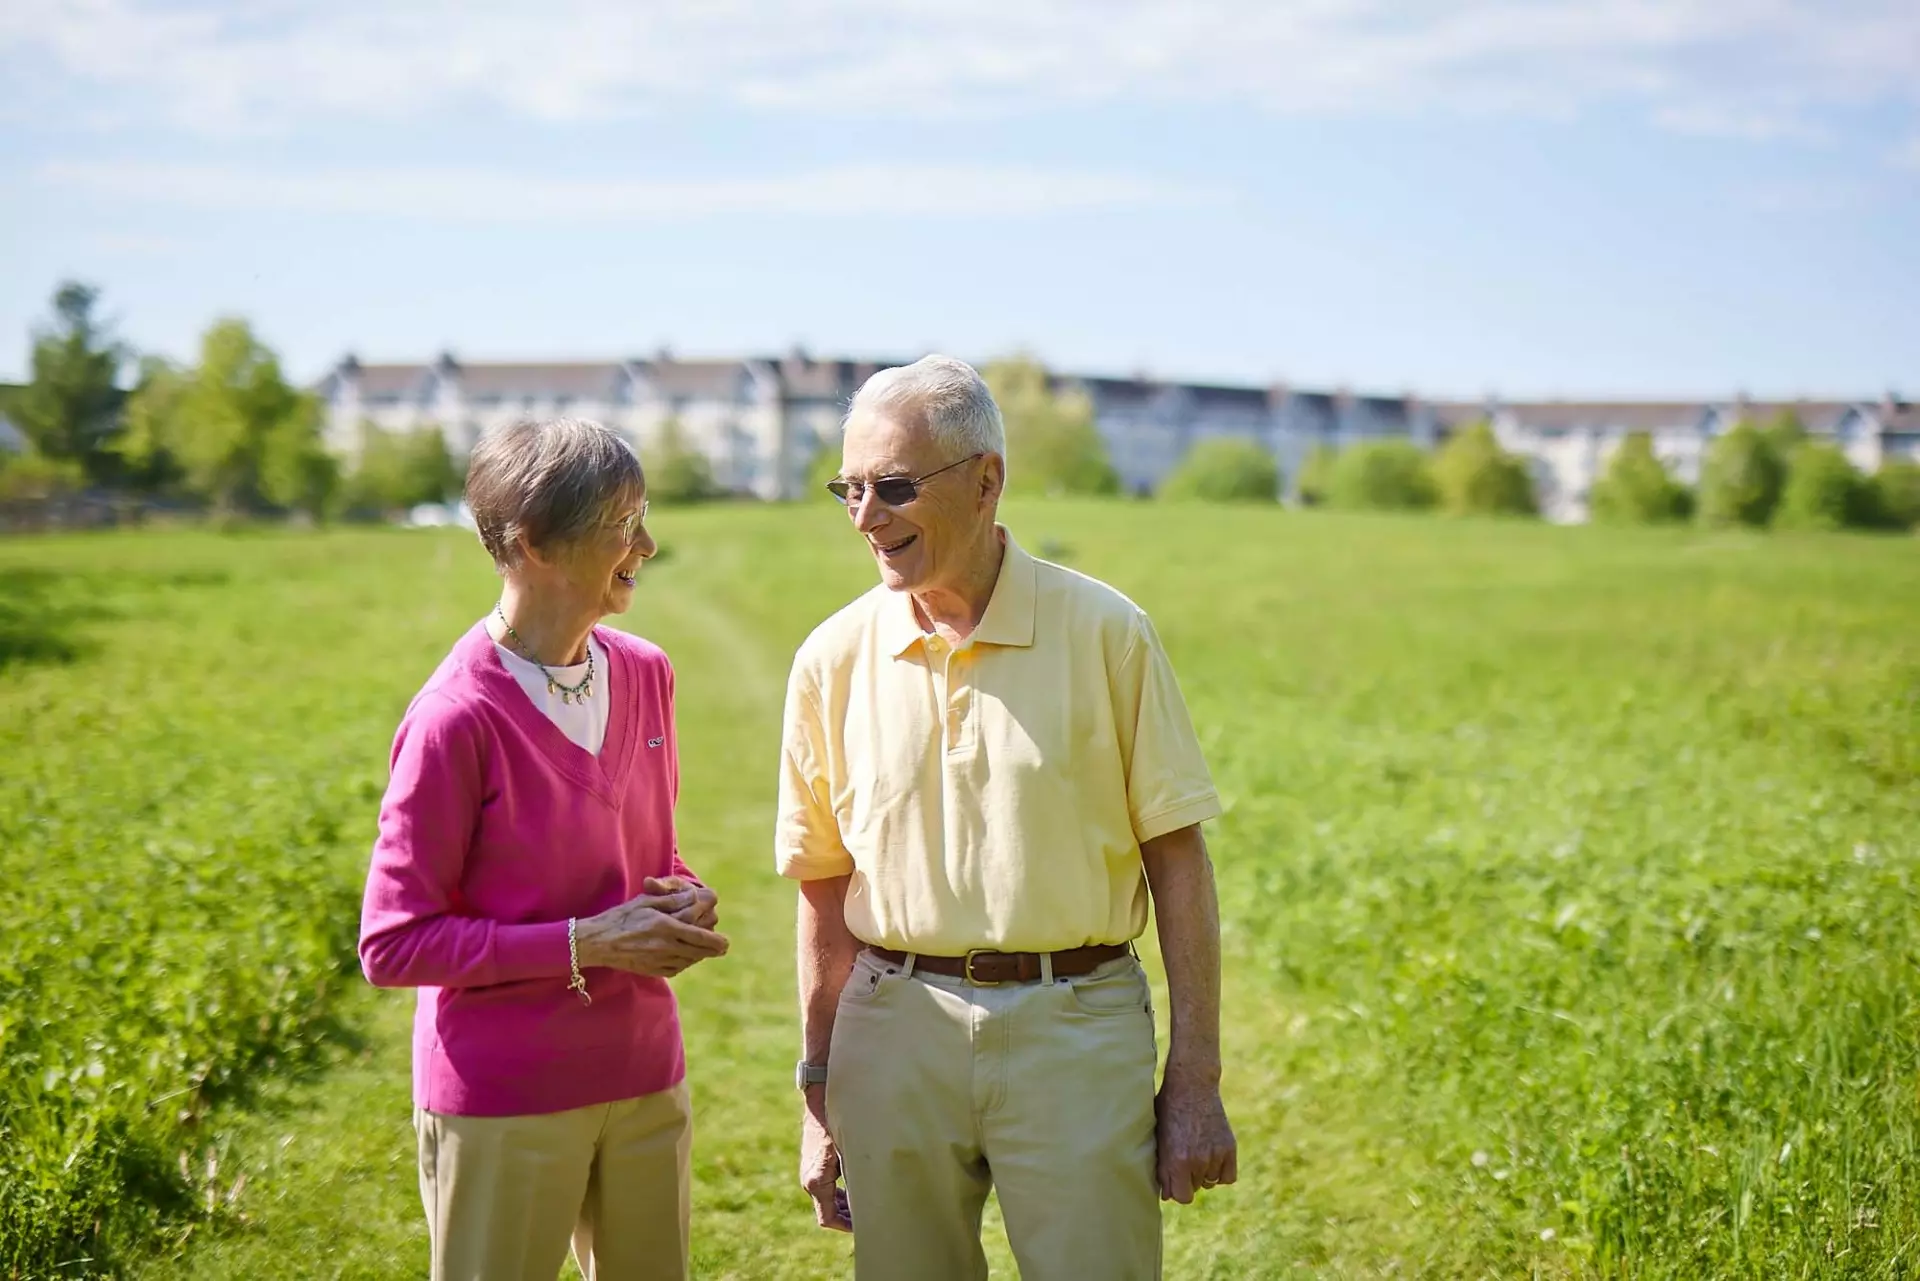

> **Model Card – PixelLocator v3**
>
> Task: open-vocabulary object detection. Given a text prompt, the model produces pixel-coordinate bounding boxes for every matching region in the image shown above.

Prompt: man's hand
[1154,1069,1237,1204]
[643,875,719,930]
[800,1085,852,1232]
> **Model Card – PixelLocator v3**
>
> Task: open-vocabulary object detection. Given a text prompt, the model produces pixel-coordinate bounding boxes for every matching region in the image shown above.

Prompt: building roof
[454,362,629,399]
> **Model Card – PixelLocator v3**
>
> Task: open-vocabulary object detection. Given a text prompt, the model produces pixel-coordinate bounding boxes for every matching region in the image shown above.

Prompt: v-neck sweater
[359,621,697,1117]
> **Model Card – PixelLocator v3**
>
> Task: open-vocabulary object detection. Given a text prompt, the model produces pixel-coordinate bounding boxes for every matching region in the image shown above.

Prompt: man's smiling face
[839,407,989,596]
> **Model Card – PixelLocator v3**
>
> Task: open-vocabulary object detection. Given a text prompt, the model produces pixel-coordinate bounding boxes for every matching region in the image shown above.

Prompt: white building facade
[313,352,1917,520]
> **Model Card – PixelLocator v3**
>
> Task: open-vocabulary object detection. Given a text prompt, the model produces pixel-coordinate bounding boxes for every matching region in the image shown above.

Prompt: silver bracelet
[567,917,592,1006]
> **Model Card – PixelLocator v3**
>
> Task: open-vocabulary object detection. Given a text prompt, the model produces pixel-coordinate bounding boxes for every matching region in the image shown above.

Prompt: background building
[315,353,1916,521]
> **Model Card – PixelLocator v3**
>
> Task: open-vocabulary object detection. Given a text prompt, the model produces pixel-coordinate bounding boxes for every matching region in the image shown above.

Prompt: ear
[979,453,1006,507]
[516,529,553,570]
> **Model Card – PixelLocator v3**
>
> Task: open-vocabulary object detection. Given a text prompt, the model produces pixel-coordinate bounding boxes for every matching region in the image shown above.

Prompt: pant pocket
[1066,960,1151,1016]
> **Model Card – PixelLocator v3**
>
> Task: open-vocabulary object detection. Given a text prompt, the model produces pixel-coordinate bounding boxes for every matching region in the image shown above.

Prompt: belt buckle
[962,949,1002,986]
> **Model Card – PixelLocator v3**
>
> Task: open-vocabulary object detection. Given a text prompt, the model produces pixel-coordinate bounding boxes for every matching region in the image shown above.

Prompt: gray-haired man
[778,356,1236,1279]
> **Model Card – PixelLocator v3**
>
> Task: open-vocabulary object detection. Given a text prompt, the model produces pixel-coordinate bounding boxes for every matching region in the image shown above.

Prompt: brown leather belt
[865,943,1130,986]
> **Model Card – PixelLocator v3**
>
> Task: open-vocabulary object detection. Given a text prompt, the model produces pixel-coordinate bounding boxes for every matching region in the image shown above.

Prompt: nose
[632,525,658,559]
[850,486,887,535]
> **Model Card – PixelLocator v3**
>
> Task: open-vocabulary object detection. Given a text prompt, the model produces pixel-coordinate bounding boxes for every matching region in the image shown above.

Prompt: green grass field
[3,504,1917,1279]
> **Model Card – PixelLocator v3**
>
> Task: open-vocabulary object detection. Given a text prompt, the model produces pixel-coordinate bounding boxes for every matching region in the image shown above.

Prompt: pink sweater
[359,622,698,1117]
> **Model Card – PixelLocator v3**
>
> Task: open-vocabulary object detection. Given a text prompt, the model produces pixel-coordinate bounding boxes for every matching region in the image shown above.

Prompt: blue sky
[2,1,1916,398]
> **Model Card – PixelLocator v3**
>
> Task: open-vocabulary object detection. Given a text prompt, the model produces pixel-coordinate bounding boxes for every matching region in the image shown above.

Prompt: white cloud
[1892,137,1920,170]
[38,160,1215,219]
[2,0,1916,136]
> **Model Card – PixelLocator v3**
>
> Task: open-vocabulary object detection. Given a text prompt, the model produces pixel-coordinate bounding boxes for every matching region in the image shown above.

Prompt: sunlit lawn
[3,503,1915,1278]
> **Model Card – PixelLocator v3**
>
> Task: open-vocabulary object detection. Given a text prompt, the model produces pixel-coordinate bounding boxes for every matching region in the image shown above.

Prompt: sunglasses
[826,453,982,508]
[609,500,650,545]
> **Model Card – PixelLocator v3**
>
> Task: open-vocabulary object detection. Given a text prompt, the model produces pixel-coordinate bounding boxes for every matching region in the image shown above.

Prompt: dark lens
[873,478,920,505]
[826,480,853,504]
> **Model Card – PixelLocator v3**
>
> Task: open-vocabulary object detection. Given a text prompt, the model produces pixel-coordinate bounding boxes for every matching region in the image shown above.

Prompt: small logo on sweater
[647,736,665,748]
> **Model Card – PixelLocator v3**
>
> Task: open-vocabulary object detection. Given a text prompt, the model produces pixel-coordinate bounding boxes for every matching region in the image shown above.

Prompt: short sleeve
[774,655,856,880]
[1110,610,1223,846]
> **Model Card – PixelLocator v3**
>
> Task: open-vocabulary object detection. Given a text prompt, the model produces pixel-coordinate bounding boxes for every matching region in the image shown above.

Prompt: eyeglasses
[826,454,983,508]
[609,500,649,545]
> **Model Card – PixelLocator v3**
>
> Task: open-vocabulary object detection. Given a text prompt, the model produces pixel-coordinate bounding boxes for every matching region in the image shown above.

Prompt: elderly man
[776,355,1236,1280]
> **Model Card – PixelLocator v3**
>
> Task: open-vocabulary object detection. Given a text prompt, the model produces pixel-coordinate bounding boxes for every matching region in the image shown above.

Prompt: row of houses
[315,352,1920,523]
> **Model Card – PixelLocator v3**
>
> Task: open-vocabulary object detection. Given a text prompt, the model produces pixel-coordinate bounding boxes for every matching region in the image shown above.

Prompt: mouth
[872,535,917,559]
[613,569,637,588]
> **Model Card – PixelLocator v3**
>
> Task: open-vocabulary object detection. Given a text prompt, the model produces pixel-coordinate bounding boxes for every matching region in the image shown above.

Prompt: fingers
[650,913,730,956]
[802,1175,851,1232]
[809,1187,852,1232]
[642,875,689,895]
[1158,1151,1195,1204]
[628,887,698,914]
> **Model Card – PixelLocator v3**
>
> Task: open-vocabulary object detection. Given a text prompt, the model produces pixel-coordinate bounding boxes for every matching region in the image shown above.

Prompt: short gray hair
[845,355,1005,461]
[465,417,644,570]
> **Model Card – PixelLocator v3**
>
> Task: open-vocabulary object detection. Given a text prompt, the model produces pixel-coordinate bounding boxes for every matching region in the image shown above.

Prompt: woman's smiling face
[563,495,654,616]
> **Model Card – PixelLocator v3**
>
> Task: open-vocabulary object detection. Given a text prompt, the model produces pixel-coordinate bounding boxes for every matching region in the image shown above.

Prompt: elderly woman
[359,417,727,1281]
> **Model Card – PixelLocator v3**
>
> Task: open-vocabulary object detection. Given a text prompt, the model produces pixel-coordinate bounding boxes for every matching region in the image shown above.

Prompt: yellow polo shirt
[775,530,1221,954]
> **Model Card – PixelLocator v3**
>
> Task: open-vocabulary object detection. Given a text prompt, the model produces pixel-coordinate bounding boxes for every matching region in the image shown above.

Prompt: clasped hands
[573,875,727,980]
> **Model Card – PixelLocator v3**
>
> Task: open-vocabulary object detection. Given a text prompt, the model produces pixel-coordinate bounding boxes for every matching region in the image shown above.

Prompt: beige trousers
[827,950,1161,1281]
[414,1080,692,1281]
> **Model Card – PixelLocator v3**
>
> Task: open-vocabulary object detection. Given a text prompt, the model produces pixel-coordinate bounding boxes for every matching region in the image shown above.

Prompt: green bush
[805,441,843,501]
[341,423,459,519]
[1327,439,1438,512]
[1431,422,1536,517]
[1697,423,1786,527]
[983,357,1120,497]
[1296,444,1337,507]
[1590,432,1691,525]
[645,419,725,504]
[1775,443,1873,531]
[0,448,87,501]
[1159,438,1280,503]
[1870,458,1920,531]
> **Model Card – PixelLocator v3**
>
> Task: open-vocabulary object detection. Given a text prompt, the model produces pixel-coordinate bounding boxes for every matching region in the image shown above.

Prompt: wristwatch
[795,1060,829,1089]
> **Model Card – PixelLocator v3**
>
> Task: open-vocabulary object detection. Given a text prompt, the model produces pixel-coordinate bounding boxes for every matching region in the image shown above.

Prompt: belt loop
[901,951,918,980]
[1040,951,1056,986]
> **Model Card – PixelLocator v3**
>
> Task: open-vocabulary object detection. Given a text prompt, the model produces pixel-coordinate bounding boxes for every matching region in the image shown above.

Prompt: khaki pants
[827,950,1161,1281]
[414,1081,692,1281]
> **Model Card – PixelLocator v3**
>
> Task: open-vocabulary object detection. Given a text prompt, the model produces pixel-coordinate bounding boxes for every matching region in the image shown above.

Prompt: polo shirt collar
[880,525,1037,657]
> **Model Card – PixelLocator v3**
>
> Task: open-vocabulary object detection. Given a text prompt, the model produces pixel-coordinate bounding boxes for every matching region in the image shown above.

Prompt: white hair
[844,355,1006,461]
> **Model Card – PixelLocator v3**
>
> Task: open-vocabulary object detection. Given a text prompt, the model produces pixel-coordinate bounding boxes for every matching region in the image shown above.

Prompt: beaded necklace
[494,603,596,704]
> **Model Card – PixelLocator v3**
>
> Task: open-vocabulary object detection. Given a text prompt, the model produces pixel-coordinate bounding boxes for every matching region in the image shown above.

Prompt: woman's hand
[643,875,719,930]
[575,887,729,979]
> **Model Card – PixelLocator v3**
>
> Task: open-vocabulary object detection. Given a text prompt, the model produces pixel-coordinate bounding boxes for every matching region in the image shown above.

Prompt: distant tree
[405,426,463,507]
[1869,458,1920,531]
[806,439,843,502]
[1295,444,1337,506]
[1431,421,1536,517]
[1327,439,1438,512]
[646,419,724,504]
[1761,408,1808,461]
[120,318,330,518]
[344,422,461,517]
[1159,438,1280,502]
[1774,443,1873,531]
[1589,431,1691,524]
[982,356,1120,497]
[12,282,126,486]
[1696,422,1786,527]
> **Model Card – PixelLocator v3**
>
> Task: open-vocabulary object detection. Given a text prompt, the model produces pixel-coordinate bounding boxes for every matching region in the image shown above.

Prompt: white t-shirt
[494,634,610,755]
